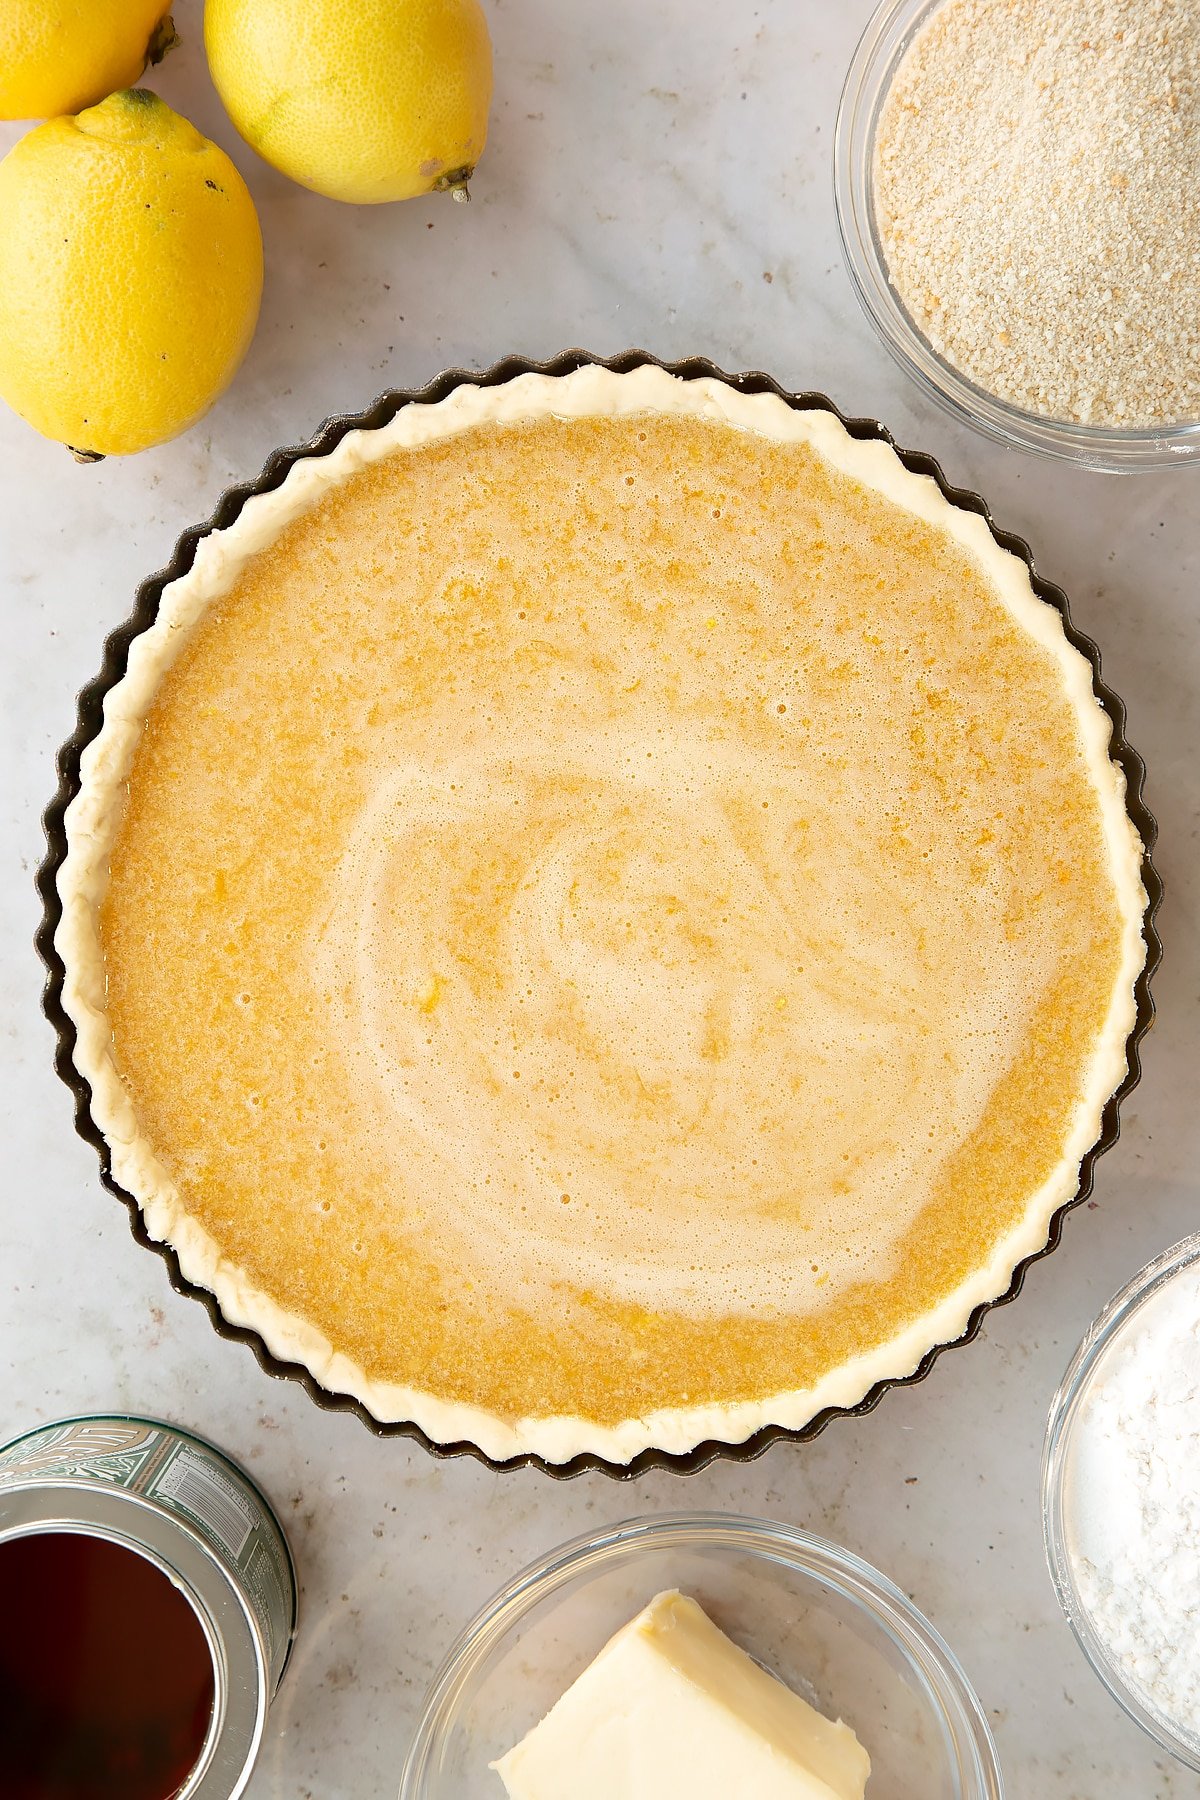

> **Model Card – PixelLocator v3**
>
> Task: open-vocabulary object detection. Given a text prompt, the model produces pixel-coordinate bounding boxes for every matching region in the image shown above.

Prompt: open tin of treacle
[0,1414,297,1800]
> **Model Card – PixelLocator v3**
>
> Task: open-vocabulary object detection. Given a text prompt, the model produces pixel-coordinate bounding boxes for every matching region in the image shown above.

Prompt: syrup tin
[0,1414,297,1798]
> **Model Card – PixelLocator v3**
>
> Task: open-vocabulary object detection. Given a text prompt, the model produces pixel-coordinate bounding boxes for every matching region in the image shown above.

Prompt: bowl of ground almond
[835,0,1200,470]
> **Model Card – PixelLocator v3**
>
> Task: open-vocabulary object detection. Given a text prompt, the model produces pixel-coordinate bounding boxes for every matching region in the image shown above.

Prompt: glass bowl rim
[1042,1233,1200,1771]
[833,0,1200,472]
[398,1507,1004,1798]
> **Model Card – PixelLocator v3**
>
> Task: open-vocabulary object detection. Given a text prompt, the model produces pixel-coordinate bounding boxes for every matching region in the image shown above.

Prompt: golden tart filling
[57,368,1147,1463]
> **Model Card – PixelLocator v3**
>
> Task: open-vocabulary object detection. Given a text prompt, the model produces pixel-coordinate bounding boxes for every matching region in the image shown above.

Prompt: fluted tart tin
[36,349,1161,1480]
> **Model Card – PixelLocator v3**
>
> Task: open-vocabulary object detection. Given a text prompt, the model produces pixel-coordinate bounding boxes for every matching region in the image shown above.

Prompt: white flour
[1067,1255,1200,1738]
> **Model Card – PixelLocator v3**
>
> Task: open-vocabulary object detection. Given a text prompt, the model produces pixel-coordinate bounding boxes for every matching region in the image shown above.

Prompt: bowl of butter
[399,1511,1002,1799]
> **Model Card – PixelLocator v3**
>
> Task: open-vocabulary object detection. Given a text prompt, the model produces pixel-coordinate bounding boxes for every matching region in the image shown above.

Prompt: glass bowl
[399,1510,1003,1799]
[1043,1234,1200,1771]
[833,0,1200,472]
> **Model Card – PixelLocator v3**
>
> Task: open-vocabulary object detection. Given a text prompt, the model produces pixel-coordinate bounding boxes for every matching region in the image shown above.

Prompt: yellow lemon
[205,0,493,204]
[0,0,178,122]
[0,90,263,458]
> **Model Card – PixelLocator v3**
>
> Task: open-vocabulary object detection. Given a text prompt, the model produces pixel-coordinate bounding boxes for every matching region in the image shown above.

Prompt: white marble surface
[1,3,1198,1794]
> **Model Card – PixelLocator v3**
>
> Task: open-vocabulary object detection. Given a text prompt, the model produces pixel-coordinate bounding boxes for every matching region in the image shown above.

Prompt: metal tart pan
[36,348,1163,1479]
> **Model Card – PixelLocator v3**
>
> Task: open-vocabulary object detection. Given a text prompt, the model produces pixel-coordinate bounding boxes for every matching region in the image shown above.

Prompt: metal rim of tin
[35,347,1163,1480]
[0,1415,297,1800]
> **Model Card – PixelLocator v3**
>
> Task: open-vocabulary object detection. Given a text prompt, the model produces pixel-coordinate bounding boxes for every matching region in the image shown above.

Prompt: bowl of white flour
[1044,1234,1200,1770]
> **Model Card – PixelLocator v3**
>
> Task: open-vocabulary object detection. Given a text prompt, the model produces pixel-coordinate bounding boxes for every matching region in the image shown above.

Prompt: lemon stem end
[433,165,475,203]
[146,14,180,68]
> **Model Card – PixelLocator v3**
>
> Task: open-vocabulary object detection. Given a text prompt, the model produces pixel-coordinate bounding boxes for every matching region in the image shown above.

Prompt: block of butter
[492,1589,870,1799]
